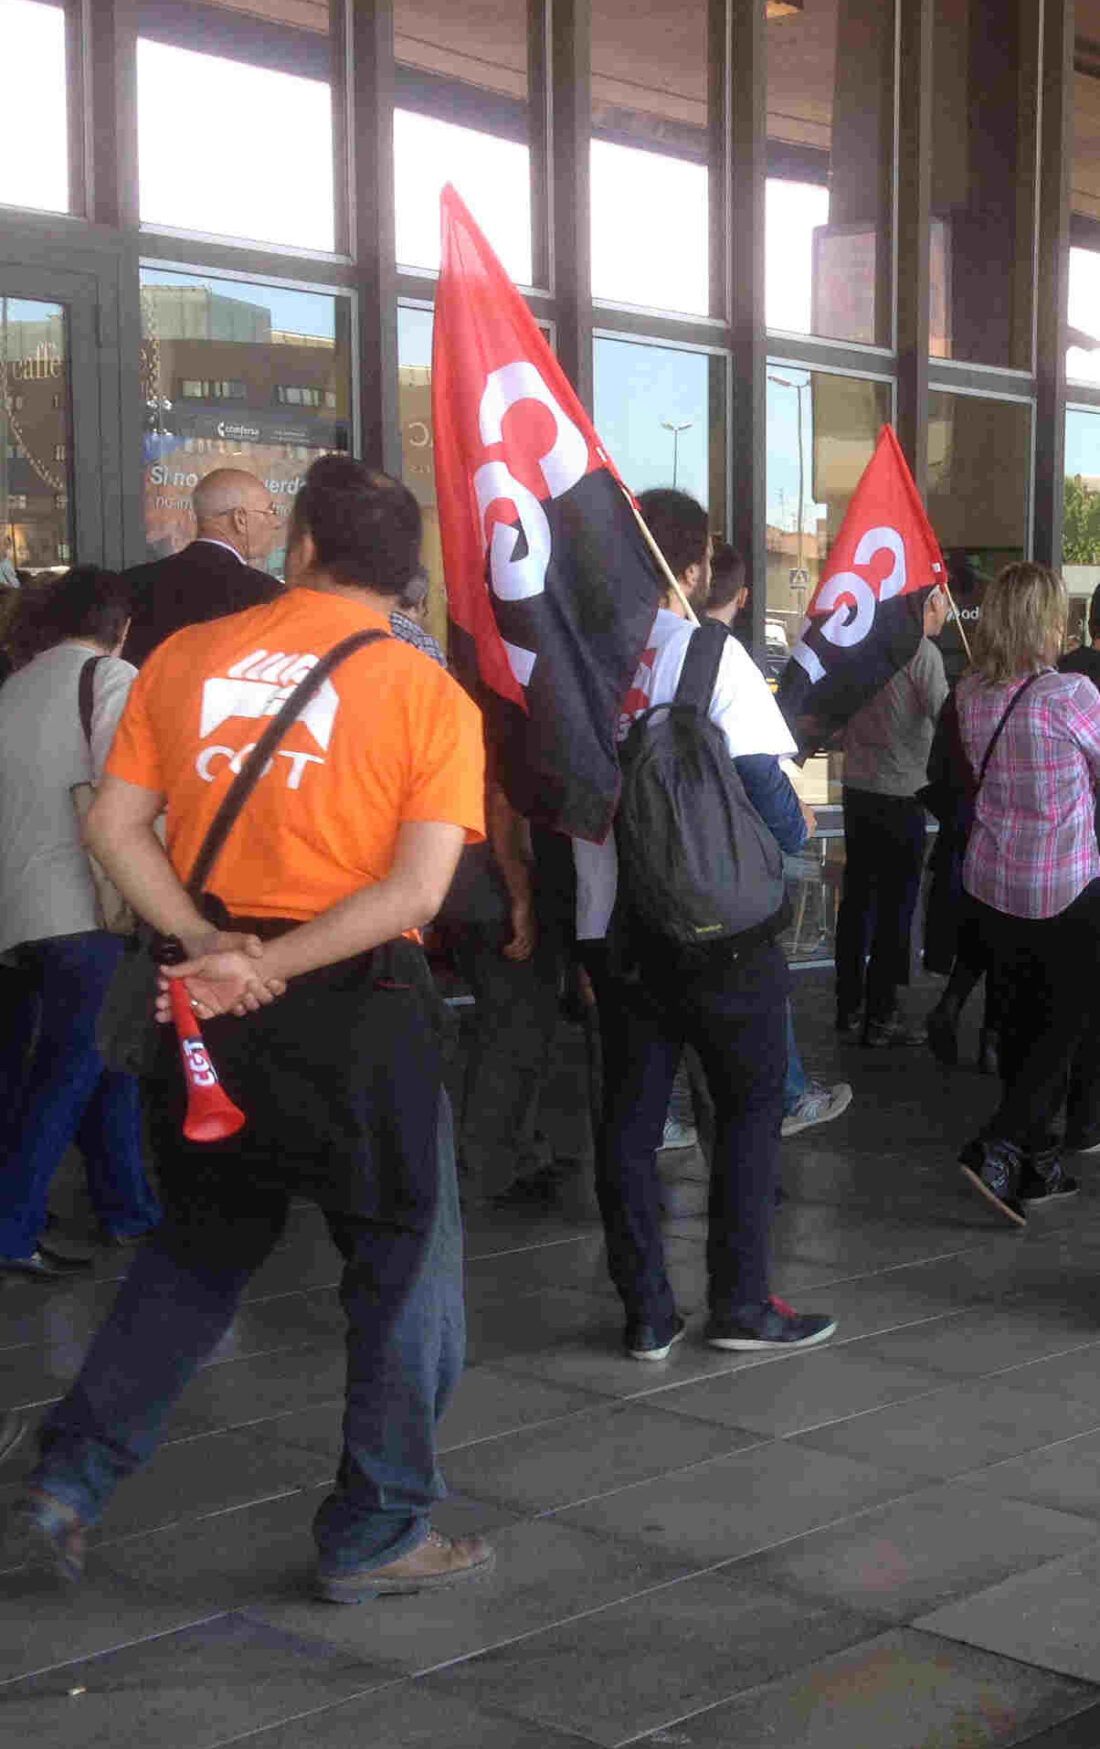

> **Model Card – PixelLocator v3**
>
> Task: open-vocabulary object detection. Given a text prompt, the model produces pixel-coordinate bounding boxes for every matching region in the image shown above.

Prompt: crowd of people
[1,457,1097,1601]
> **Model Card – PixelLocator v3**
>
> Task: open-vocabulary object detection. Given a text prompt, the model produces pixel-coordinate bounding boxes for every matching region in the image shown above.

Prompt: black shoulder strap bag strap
[673,618,728,713]
[78,654,105,752]
[184,628,387,904]
[974,671,1042,794]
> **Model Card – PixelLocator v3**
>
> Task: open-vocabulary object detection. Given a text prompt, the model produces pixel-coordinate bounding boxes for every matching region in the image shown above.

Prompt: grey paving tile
[464,1288,611,1367]
[0,1345,74,1413]
[556,1439,915,1566]
[439,1401,763,1514]
[732,1481,1099,1624]
[0,1273,119,1354]
[954,1429,1100,1522]
[439,1365,608,1451]
[101,1483,515,1613]
[992,1341,1100,1407]
[645,1627,1094,1749]
[1006,1701,1100,1747]
[206,1287,347,1364]
[644,1345,944,1437]
[790,1378,1100,1481]
[917,1540,1100,1683]
[163,1338,349,1439]
[238,1681,594,1748]
[857,1307,1100,1381]
[426,1567,881,1746]
[246,1516,685,1677]
[70,1426,331,1546]
[491,1324,785,1401]
[0,1609,394,1749]
[464,1233,613,1303]
[0,1561,223,1685]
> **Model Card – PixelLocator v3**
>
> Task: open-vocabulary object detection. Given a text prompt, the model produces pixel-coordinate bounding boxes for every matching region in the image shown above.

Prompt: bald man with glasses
[123,467,283,668]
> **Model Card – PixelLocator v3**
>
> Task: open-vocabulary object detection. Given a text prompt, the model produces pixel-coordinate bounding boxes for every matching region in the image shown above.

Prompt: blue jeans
[585,939,788,1327]
[31,1093,464,1571]
[783,1000,807,1116]
[0,932,162,1257]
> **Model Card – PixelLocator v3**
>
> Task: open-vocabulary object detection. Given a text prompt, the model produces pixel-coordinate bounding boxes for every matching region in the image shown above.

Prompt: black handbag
[96,629,389,1076]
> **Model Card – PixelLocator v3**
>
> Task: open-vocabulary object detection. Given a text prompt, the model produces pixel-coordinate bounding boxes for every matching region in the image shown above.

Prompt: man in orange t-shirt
[11,459,492,1604]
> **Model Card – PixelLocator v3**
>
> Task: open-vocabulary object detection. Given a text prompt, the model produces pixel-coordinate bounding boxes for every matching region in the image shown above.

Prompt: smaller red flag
[776,424,945,742]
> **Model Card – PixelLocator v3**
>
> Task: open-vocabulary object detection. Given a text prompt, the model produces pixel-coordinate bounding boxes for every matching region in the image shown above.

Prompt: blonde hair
[970,561,1066,684]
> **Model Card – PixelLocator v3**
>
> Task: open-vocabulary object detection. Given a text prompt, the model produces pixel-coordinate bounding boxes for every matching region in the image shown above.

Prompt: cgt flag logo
[432,184,664,843]
[776,424,945,747]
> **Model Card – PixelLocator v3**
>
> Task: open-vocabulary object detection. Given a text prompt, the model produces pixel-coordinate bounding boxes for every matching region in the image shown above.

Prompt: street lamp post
[660,418,693,489]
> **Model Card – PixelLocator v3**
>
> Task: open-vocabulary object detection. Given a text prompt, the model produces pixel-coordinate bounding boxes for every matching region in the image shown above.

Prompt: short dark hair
[5,566,131,667]
[635,487,710,586]
[290,455,421,595]
[708,542,747,612]
[1088,582,1100,642]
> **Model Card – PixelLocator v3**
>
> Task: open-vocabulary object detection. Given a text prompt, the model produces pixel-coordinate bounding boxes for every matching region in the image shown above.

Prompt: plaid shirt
[958,669,1100,918]
[389,610,447,669]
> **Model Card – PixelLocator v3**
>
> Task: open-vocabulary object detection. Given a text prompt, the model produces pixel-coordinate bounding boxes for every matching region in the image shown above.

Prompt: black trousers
[582,937,788,1327]
[972,881,1100,1150]
[835,787,927,1024]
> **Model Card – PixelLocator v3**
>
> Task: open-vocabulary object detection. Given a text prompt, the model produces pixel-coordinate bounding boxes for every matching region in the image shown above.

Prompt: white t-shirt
[574,610,797,940]
[0,642,136,954]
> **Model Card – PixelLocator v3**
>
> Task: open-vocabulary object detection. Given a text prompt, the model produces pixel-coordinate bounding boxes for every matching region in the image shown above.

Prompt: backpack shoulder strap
[78,655,105,750]
[186,628,389,901]
[673,620,728,714]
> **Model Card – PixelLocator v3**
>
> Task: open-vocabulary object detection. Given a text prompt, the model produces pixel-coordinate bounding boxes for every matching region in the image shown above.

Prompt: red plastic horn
[169,981,247,1143]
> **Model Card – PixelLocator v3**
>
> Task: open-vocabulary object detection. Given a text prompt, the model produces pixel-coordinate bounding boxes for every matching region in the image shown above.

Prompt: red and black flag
[432,184,664,842]
[776,424,945,747]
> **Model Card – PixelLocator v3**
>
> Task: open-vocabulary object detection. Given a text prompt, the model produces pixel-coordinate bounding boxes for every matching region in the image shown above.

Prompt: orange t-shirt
[106,588,485,921]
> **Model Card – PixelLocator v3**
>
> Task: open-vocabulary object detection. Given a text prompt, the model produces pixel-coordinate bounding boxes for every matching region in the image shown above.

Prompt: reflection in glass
[139,269,350,573]
[766,0,894,345]
[137,38,334,251]
[396,305,448,646]
[1062,407,1100,645]
[930,0,1036,368]
[591,0,708,315]
[394,111,532,285]
[927,389,1029,680]
[593,337,721,516]
[0,0,68,213]
[0,298,71,571]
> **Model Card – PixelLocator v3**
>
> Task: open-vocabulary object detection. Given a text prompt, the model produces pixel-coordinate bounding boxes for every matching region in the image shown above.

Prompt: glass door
[0,295,73,578]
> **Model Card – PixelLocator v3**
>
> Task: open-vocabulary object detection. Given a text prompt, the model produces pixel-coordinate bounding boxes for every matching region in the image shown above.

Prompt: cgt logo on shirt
[195,649,339,790]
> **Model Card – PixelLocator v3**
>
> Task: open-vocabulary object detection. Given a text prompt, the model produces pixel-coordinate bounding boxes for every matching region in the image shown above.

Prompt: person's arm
[486,780,536,960]
[911,639,949,721]
[733,753,808,853]
[90,658,137,779]
[159,819,467,1018]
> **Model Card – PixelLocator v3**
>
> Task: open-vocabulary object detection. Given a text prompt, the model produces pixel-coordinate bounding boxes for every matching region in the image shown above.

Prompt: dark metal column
[86,0,139,229]
[550,0,592,409]
[895,0,932,495]
[728,0,766,650]
[1034,0,1073,566]
[528,0,552,293]
[347,0,400,475]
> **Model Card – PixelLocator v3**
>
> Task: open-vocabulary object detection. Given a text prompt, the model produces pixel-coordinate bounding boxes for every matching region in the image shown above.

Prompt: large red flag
[432,185,664,842]
[776,424,945,745]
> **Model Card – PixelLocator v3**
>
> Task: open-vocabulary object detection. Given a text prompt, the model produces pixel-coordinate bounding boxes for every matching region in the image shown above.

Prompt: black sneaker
[705,1296,836,1351]
[1063,1127,1100,1157]
[959,1137,1028,1226]
[1019,1144,1080,1205]
[835,1010,863,1042]
[864,1013,928,1048]
[624,1313,686,1361]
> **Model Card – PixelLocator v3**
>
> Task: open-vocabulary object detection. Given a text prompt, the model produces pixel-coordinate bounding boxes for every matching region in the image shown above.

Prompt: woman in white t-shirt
[0,568,162,1276]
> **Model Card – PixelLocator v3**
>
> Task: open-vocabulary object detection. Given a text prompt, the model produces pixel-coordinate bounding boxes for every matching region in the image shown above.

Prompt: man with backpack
[575,488,836,1361]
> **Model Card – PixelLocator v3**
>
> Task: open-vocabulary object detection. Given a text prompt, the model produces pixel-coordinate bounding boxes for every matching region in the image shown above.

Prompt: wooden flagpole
[938,575,972,663]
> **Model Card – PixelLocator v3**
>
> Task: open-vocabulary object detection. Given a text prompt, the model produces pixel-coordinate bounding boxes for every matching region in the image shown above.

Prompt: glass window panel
[1,297,72,571]
[766,0,894,346]
[593,336,724,523]
[930,0,1037,368]
[1063,407,1100,642]
[591,0,707,314]
[0,1,69,214]
[927,389,1030,678]
[394,1,532,284]
[396,305,447,646]
[766,365,891,805]
[1068,247,1100,386]
[139,268,350,573]
[1073,7,1100,242]
[137,15,334,251]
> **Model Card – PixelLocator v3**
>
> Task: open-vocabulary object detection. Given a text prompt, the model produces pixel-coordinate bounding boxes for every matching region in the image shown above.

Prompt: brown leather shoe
[5,1489,87,1582]
[316,1527,494,1603]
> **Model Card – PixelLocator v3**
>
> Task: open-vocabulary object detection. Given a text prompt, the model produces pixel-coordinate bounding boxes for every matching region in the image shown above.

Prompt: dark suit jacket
[122,541,281,668]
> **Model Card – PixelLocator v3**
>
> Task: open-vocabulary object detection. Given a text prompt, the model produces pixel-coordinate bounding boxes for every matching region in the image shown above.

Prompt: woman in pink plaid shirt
[957,561,1100,1224]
